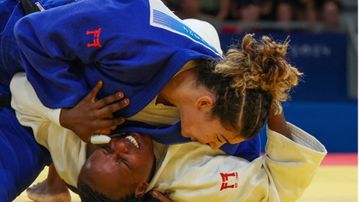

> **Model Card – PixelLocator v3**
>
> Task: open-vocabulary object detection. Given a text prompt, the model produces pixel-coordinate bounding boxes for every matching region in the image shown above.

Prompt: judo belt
[20,0,41,15]
[0,95,11,108]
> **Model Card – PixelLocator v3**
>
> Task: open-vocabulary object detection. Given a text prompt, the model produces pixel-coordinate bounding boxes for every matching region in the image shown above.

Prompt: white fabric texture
[147,124,326,202]
[10,73,86,187]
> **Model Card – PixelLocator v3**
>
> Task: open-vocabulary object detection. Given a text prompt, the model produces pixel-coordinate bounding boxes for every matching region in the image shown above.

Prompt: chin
[181,130,190,138]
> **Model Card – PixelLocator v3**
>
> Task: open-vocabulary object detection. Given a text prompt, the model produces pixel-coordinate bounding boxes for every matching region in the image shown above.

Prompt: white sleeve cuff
[47,108,62,126]
[266,122,327,162]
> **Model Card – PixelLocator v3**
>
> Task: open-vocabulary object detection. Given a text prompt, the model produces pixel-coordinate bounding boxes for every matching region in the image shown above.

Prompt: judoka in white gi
[10,72,326,202]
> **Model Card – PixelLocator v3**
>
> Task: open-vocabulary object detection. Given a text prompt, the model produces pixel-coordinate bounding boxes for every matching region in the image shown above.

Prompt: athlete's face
[179,94,244,150]
[79,132,154,200]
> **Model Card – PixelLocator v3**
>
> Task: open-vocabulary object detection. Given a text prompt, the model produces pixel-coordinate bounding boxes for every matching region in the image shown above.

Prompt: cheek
[129,152,153,167]
[130,156,154,180]
[190,124,211,141]
[180,112,194,130]
[205,129,216,140]
[180,109,212,140]
[88,159,117,178]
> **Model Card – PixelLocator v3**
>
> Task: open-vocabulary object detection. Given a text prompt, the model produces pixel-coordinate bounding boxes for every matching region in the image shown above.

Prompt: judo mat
[14,153,357,202]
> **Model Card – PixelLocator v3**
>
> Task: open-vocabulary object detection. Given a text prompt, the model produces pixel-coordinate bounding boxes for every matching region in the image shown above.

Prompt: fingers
[83,82,128,133]
[85,80,103,102]
[150,191,172,202]
[95,91,125,108]
[96,98,129,118]
[93,117,125,131]
[94,128,112,135]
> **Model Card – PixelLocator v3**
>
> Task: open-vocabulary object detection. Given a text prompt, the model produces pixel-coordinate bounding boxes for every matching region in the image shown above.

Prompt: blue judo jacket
[0,0,260,160]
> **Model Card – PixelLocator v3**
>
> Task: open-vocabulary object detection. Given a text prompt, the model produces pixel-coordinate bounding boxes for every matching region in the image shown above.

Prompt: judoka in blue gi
[0,0,276,200]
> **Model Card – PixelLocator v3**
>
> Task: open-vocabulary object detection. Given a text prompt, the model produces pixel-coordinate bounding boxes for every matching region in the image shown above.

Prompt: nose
[110,139,129,154]
[182,132,190,138]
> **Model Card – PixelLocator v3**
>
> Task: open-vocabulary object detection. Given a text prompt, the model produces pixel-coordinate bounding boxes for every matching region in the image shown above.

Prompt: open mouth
[124,135,139,149]
[109,132,141,149]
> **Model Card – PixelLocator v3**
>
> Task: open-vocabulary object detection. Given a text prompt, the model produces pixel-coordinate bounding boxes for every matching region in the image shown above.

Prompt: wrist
[59,108,71,129]
[267,104,291,138]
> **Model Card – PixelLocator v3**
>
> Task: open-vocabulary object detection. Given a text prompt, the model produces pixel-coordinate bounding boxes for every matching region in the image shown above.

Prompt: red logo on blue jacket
[86,28,102,48]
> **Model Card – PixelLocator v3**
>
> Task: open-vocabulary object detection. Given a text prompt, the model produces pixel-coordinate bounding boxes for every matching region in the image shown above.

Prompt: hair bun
[262,35,288,58]
[215,34,303,113]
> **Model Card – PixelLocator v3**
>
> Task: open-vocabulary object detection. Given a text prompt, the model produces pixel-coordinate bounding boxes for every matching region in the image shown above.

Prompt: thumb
[150,190,172,202]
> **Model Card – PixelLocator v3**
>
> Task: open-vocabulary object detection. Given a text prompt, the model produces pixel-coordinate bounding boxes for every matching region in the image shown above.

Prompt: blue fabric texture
[0,0,24,86]
[0,107,51,201]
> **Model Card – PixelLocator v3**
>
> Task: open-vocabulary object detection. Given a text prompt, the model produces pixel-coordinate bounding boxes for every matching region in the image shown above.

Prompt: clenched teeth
[125,136,139,148]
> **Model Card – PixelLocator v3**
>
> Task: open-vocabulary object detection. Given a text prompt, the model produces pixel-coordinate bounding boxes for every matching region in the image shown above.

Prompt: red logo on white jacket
[220,172,238,191]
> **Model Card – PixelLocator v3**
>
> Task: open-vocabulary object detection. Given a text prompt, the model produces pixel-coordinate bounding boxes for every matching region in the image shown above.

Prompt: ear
[195,96,214,112]
[135,182,149,197]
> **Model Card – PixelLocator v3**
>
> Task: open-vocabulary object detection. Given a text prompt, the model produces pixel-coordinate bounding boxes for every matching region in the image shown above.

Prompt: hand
[150,190,173,202]
[59,80,129,142]
[267,102,291,138]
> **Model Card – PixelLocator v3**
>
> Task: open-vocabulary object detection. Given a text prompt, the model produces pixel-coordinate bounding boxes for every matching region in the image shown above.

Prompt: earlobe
[196,96,214,112]
[135,182,149,197]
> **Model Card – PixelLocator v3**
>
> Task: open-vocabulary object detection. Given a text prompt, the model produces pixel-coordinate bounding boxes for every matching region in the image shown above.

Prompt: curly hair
[196,34,302,139]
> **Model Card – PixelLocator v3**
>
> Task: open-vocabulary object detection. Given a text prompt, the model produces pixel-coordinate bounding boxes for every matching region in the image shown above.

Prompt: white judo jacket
[10,73,327,201]
[147,124,327,202]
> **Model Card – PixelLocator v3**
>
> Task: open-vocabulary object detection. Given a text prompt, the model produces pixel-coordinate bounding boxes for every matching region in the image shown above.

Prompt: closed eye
[116,157,130,168]
[218,134,229,144]
[216,136,224,143]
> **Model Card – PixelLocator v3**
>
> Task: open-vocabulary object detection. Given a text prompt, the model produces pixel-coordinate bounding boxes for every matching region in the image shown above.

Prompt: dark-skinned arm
[267,104,292,139]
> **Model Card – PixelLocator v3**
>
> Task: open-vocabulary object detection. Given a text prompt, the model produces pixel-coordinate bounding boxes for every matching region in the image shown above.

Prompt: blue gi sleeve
[13,0,139,108]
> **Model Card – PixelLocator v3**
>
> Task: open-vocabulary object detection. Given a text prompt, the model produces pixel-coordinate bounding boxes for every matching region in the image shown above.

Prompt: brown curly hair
[196,34,302,139]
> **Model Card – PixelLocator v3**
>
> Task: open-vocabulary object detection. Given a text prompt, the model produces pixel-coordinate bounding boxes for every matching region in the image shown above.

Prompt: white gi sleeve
[151,123,327,202]
[10,73,86,187]
[10,73,61,127]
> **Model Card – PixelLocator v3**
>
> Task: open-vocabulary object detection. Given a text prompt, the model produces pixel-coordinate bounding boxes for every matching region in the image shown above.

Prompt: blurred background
[163,0,358,154]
